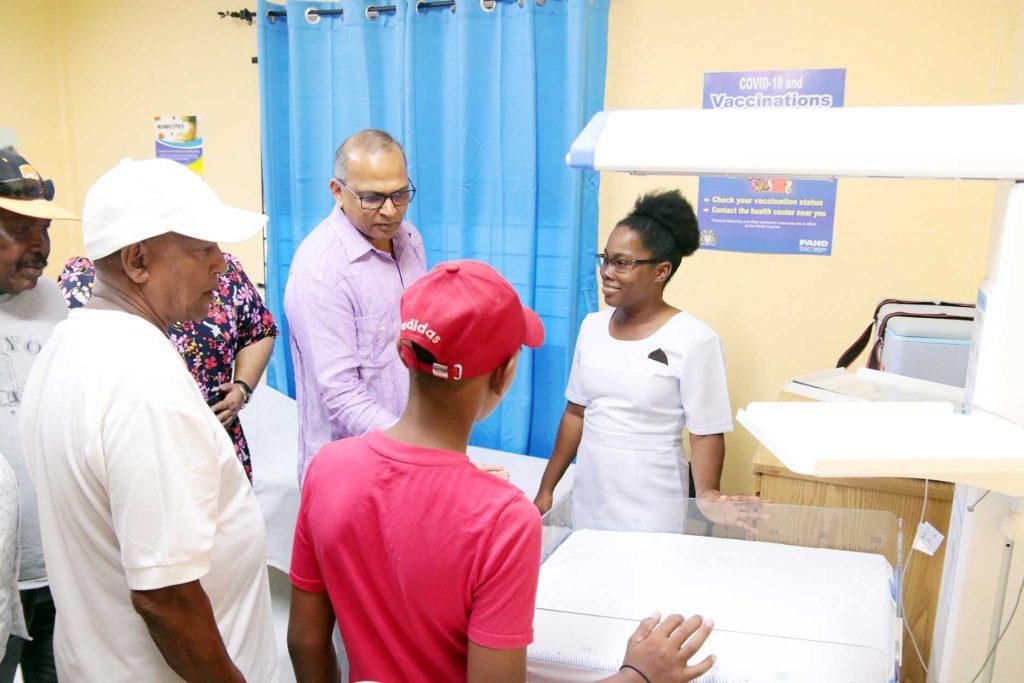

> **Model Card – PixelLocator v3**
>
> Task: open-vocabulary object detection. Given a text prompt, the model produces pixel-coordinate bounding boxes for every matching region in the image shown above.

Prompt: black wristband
[620,664,652,683]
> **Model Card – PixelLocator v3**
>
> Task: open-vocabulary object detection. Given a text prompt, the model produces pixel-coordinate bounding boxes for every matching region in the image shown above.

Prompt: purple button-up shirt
[285,206,427,483]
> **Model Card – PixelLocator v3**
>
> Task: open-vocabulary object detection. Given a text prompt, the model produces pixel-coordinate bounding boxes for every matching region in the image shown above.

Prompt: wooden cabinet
[752,420,952,683]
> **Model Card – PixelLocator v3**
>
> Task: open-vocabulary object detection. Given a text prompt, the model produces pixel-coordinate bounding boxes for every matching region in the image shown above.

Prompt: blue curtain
[257,0,608,456]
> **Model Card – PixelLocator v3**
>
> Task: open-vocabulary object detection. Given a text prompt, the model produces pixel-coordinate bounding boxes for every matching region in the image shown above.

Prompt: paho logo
[401,318,441,344]
[799,239,829,250]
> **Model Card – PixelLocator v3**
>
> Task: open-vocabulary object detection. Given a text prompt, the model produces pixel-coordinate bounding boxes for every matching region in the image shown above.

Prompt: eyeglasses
[0,177,55,201]
[336,178,416,210]
[596,253,661,274]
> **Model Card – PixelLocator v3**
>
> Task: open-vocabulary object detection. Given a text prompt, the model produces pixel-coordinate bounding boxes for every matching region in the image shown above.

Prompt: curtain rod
[256,0,546,22]
[264,3,447,21]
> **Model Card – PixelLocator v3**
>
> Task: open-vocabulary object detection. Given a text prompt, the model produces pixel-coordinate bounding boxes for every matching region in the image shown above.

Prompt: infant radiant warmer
[527,495,902,682]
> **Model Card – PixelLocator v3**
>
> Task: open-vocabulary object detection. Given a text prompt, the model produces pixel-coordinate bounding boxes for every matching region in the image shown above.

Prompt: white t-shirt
[566,308,734,438]
[20,308,278,682]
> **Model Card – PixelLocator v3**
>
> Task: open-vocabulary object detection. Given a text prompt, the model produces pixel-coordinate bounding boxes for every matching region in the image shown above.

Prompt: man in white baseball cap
[20,158,279,682]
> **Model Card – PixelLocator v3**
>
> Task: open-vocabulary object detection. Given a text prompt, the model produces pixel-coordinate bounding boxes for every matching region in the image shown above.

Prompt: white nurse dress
[565,308,733,531]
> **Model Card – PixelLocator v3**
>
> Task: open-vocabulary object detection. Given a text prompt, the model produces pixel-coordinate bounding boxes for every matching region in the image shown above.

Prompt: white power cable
[899,484,1023,683]
[899,479,941,682]
[968,574,1024,683]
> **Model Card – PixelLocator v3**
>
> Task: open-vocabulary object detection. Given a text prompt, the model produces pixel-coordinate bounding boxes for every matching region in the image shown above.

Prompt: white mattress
[527,530,898,683]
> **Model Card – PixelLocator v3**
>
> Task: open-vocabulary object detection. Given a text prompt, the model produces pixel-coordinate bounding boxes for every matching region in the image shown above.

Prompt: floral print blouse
[58,253,278,482]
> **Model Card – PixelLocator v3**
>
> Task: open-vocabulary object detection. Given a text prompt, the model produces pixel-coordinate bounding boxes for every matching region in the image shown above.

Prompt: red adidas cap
[398,260,545,381]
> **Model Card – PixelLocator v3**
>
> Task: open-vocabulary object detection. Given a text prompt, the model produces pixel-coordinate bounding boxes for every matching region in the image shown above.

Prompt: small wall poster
[154,115,203,175]
[697,69,846,255]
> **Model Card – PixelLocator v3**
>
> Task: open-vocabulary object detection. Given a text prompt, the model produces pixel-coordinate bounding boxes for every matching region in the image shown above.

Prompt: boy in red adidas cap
[287,260,715,683]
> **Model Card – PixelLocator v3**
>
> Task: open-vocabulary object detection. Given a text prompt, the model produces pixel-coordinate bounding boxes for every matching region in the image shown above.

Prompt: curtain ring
[416,1,456,14]
[267,9,277,23]
[304,7,321,24]
[366,4,380,19]
[481,0,525,9]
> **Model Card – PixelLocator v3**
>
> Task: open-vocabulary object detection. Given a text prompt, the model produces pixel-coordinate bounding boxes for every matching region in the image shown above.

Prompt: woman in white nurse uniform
[535,190,752,531]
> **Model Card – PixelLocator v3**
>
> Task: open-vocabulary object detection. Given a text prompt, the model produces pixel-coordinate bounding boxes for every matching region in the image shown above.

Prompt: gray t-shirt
[0,278,67,586]
[1,450,28,648]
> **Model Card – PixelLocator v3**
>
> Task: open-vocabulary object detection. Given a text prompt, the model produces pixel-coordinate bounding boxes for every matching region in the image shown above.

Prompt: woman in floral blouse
[58,253,277,482]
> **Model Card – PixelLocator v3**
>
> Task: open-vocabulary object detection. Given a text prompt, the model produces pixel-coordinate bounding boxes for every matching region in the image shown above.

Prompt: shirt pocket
[354,310,396,369]
[642,360,680,409]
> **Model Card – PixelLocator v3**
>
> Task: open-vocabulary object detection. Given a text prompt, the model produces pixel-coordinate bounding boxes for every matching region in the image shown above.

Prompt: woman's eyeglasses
[596,253,661,274]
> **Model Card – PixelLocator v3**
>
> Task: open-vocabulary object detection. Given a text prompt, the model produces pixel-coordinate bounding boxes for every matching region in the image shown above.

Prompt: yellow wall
[0,0,265,282]
[0,0,76,241]
[602,0,1023,493]
[1010,2,1024,101]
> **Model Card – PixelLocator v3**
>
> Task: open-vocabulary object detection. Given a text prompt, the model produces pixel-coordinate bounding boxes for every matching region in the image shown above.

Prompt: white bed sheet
[527,529,898,683]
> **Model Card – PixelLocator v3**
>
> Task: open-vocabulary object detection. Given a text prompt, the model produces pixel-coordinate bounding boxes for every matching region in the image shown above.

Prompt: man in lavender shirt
[285,130,427,484]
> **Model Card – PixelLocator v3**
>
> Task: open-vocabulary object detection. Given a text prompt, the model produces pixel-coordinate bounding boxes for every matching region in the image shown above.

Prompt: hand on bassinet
[611,611,716,682]
[695,491,768,536]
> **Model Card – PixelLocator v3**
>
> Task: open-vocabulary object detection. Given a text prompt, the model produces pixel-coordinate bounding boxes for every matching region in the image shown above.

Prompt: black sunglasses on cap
[0,177,55,201]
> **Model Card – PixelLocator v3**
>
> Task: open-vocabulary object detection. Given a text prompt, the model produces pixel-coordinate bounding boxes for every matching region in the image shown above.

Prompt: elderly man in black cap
[0,148,78,683]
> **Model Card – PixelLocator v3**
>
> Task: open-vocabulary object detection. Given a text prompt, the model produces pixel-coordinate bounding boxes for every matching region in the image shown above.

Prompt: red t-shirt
[290,430,542,682]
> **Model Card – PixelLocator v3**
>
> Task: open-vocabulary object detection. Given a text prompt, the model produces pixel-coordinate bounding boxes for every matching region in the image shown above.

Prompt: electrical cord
[967,489,991,512]
[900,484,1023,682]
[899,479,941,682]
[967,573,1024,682]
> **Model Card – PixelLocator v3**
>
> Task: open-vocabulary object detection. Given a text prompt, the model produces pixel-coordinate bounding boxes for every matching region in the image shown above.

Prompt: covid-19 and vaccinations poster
[696,69,846,255]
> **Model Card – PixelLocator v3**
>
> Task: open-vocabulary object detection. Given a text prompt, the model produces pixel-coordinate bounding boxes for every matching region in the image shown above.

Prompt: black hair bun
[631,189,699,258]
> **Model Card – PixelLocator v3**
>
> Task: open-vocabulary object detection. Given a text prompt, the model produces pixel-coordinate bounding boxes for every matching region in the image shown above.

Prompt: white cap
[82,158,267,260]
